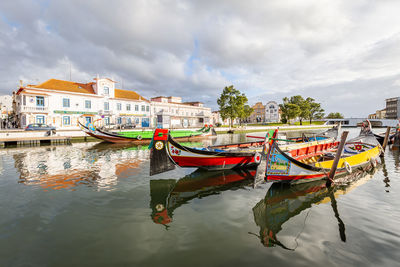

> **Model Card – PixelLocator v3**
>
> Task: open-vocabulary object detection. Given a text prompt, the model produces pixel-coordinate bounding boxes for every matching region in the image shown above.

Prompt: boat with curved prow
[149,128,340,176]
[264,122,382,184]
[78,121,216,144]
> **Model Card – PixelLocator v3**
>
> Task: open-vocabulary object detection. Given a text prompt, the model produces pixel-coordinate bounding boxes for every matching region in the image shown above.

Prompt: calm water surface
[1,129,400,267]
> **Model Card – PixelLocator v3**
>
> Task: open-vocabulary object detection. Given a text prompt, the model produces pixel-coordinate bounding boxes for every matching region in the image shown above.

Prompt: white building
[264,101,280,123]
[14,77,151,129]
[151,96,211,128]
[0,95,13,120]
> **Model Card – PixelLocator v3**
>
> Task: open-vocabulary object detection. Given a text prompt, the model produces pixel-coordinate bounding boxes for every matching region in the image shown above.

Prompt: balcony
[21,106,49,113]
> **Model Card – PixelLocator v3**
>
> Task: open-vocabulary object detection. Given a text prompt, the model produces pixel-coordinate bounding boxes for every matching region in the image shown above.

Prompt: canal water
[1,129,399,267]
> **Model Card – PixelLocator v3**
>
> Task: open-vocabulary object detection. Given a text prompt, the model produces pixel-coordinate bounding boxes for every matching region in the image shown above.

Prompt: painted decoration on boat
[344,143,374,154]
[266,147,291,175]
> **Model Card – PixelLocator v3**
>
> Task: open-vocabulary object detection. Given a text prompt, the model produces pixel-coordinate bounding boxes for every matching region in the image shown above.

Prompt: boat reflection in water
[13,142,150,191]
[252,167,378,250]
[150,169,256,226]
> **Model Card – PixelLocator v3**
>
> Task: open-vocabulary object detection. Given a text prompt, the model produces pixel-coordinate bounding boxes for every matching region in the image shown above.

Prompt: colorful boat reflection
[252,168,377,249]
[150,169,256,226]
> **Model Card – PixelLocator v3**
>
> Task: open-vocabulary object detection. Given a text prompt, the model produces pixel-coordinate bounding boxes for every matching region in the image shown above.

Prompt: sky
[1,0,400,117]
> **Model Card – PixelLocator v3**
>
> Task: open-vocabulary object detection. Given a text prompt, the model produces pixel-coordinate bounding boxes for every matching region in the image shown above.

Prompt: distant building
[211,111,223,125]
[369,108,386,119]
[385,97,400,119]
[264,101,280,123]
[0,95,13,119]
[150,96,211,128]
[249,102,265,123]
[13,77,151,129]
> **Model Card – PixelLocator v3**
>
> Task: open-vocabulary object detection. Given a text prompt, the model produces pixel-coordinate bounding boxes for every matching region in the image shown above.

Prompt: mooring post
[382,127,391,152]
[327,131,349,187]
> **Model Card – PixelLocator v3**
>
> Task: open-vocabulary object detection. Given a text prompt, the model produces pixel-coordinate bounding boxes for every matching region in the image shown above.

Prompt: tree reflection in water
[251,167,378,250]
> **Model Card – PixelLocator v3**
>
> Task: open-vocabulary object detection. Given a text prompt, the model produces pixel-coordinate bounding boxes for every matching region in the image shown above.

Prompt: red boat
[149,129,339,176]
[149,129,269,175]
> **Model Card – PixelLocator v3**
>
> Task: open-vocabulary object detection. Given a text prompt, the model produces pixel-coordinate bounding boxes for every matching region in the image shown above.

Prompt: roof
[115,89,148,102]
[32,79,95,94]
[20,90,49,96]
[183,101,203,105]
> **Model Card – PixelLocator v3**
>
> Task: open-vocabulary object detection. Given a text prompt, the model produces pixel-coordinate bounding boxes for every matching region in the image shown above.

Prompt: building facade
[14,78,151,129]
[249,102,265,123]
[385,97,400,119]
[264,101,280,123]
[151,96,211,128]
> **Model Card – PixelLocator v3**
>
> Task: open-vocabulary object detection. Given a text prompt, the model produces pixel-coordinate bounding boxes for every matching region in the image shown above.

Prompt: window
[23,95,26,106]
[36,115,45,124]
[117,117,122,124]
[85,100,91,109]
[117,103,122,111]
[63,116,70,125]
[146,106,149,112]
[135,105,139,111]
[104,102,109,111]
[63,98,70,108]
[36,96,44,107]
[104,86,109,95]
[126,104,131,111]
[104,117,110,125]
[141,105,145,112]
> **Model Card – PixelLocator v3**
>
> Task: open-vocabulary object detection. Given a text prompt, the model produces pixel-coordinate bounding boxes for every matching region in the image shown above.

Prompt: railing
[21,106,49,112]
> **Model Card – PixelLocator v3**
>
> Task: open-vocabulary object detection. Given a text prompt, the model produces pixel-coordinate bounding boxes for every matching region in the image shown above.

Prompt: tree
[306,97,325,124]
[217,85,248,128]
[290,95,310,125]
[238,104,253,125]
[326,112,344,119]
[279,97,301,125]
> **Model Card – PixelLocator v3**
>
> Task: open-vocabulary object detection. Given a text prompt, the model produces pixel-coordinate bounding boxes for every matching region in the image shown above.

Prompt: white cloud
[0,0,400,114]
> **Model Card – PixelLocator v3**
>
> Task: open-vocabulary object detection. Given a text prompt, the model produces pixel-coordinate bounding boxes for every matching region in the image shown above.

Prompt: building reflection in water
[12,142,150,191]
[149,169,256,226]
[251,168,377,250]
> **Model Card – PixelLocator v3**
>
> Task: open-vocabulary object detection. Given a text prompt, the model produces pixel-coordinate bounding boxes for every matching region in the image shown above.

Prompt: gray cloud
[1,0,400,114]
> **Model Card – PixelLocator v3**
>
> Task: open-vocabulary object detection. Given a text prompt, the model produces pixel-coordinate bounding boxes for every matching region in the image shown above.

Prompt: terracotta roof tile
[114,89,148,101]
[33,79,95,94]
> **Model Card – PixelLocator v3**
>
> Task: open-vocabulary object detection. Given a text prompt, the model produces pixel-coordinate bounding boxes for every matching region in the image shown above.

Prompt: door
[85,117,92,126]
[141,118,149,127]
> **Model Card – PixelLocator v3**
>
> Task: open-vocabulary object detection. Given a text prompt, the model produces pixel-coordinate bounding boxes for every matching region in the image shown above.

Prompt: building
[249,102,265,123]
[368,108,386,120]
[13,77,151,129]
[211,111,223,126]
[385,97,400,119]
[264,101,280,123]
[151,96,211,128]
[0,95,13,119]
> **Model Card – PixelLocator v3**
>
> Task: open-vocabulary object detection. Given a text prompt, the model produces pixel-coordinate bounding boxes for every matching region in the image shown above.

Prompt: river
[0,128,399,266]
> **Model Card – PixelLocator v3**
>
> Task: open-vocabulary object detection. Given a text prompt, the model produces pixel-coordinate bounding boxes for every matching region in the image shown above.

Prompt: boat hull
[265,141,381,184]
[79,122,212,144]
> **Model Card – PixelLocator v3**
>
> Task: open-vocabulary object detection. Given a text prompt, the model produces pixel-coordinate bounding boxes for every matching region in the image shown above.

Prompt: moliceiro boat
[210,124,340,153]
[79,121,216,144]
[264,127,382,184]
[149,129,268,175]
[149,128,339,176]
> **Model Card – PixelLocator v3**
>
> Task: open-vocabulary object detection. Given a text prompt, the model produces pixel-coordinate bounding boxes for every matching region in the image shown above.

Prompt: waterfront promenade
[0,124,332,142]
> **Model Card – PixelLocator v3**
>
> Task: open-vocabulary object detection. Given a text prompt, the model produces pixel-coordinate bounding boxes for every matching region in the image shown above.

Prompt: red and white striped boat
[149,129,267,175]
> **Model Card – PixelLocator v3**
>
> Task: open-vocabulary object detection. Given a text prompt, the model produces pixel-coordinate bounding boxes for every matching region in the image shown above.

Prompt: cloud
[0,0,400,114]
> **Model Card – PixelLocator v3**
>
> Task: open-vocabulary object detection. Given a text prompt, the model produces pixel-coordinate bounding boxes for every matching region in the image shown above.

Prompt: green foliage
[306,97,325,124]
[326,112,344,119]
[280,96,325,125]
[217,85,249,128]
[238,104,253,125]
[279,97,301,125]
